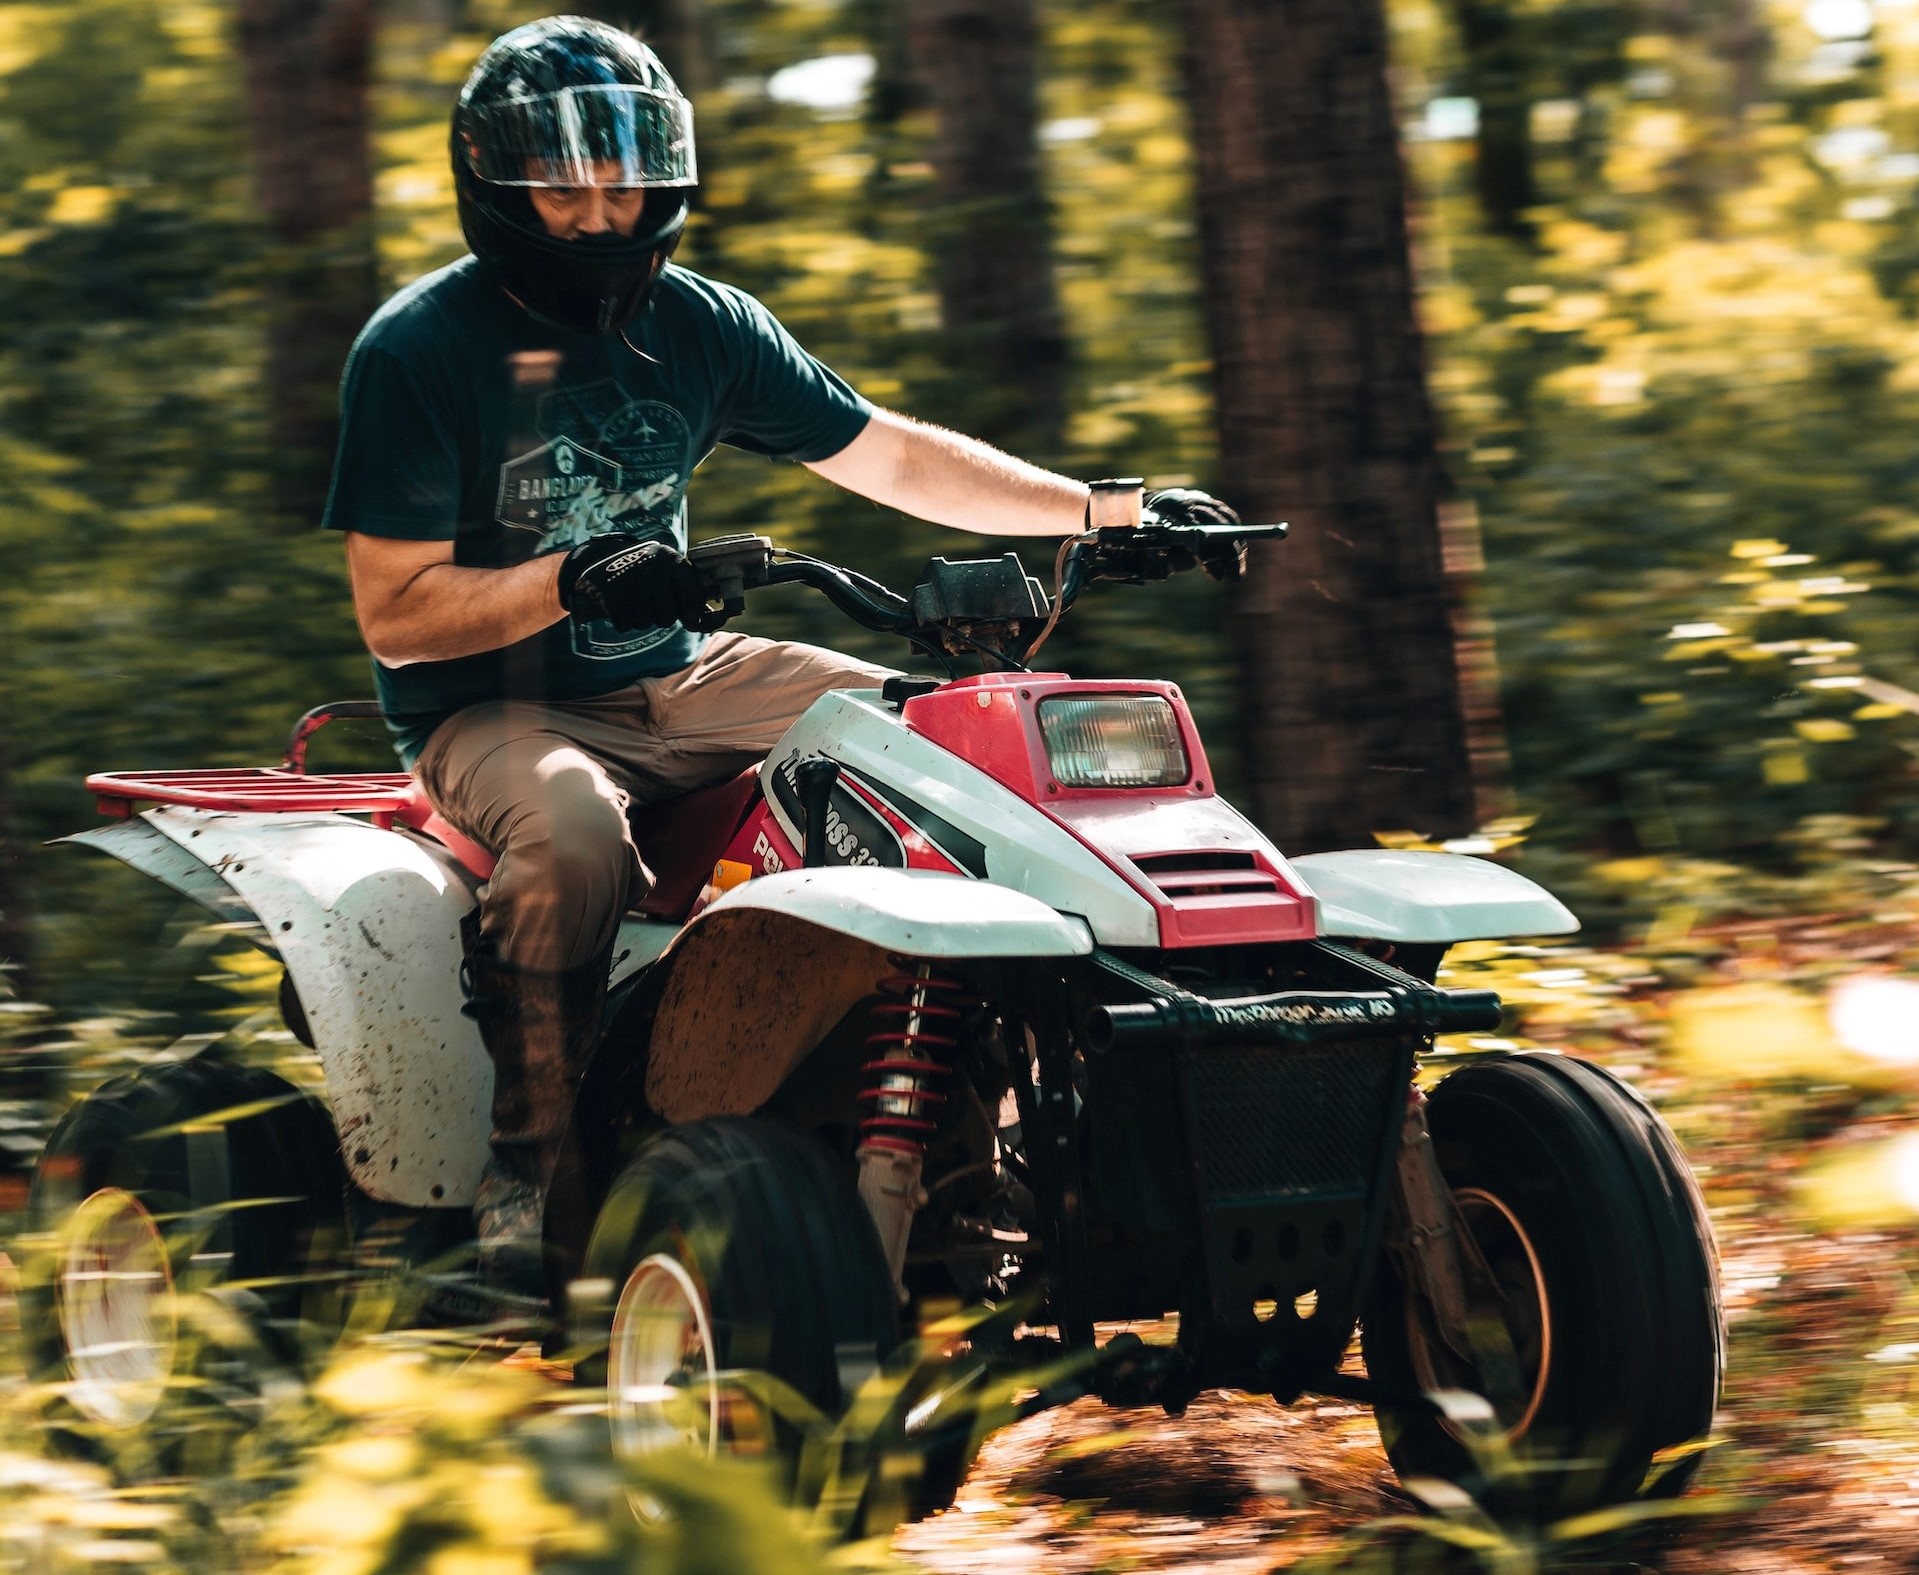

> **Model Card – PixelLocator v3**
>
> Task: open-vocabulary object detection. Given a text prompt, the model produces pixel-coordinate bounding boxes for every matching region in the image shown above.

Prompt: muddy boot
[459,916,610,1309]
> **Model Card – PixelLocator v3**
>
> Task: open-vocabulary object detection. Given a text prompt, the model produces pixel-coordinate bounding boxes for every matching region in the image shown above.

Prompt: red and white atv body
[69,673,1571,1210]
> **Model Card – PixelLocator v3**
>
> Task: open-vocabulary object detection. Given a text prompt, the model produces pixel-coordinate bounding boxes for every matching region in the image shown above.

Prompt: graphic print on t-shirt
[493,380,695,662]
[496,435,628,541]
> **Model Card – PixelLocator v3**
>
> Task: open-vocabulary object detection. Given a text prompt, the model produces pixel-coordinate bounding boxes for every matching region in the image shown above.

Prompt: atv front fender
[64,805,489,1207]
[644,869,1092,1121]
[1288,849,1579,943]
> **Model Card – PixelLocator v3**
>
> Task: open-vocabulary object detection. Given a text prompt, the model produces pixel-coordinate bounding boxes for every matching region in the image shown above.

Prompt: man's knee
[520,809,632,898]
[479,747,639,970]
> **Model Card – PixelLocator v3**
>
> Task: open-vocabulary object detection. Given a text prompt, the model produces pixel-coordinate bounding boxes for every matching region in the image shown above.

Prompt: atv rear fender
[642,868,1093,1121]
[63,805,491,1207]
[1288,849,1578,943]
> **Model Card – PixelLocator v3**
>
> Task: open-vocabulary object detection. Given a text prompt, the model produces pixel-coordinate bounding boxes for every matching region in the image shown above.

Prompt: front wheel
[1362,1053,1724,1518]
[572,1118,899,1496]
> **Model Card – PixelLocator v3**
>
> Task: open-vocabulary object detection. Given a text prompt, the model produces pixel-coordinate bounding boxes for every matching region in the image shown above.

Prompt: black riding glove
[1145,487,1239,529]
[1144,488,1248,581]
[556,535,709,631]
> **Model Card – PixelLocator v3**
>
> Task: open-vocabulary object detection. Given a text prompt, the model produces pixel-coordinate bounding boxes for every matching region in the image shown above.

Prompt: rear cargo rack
[87,700,417,826]
[85,768,417,826]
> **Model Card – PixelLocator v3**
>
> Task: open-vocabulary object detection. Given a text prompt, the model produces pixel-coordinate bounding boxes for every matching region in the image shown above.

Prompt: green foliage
[0,0,377,1008]
[1393,0,1919,925]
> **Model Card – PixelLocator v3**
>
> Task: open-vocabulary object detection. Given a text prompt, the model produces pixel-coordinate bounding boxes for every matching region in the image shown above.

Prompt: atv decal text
[769,753,907,870]
[752,831,786,875]
[1216,996,1400,1031]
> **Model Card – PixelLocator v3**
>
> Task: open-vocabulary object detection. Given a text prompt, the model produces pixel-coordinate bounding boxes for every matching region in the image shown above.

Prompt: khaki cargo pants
[414,632,896,972]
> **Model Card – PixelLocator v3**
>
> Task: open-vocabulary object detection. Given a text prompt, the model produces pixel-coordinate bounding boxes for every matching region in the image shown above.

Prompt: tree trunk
[904,0,1067,456]
[1175,0,1478,851]
[1451,0,1538,241]
[0,730,28,1000]
[237,0,379,528]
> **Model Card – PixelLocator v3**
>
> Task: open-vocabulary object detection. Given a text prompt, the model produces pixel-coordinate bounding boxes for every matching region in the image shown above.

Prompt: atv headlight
[1037,695,1189,788]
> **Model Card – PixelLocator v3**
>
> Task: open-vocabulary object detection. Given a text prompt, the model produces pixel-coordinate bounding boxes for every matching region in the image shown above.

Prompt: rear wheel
[20,1057,345,1455]
[574,1118,899,1495]
[1362,1053,1723,1518]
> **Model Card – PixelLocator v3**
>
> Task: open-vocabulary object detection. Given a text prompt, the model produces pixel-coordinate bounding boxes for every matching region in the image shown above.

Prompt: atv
[26,492,1723,1523]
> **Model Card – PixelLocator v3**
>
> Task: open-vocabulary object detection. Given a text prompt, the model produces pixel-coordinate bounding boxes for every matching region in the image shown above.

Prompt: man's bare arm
[805,407,1087,537]
[344,532,567,667]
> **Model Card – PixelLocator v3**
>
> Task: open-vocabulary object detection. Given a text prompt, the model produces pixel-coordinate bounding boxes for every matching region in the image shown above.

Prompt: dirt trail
[895,1226,1919,1575]
[895,1386,1404,1574]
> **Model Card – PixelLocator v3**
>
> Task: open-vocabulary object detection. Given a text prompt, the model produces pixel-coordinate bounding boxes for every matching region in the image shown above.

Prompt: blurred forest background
[12,0,1919,1569]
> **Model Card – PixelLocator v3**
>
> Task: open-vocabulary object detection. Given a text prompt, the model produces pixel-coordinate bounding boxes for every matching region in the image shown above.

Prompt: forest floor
[893,1225,1919,1574]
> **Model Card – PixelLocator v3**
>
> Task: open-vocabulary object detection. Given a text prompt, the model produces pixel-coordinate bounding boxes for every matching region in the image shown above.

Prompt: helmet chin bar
[457,178,687,337]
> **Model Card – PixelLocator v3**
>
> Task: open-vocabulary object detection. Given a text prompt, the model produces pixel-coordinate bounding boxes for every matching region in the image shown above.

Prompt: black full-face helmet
[453,16,696,337]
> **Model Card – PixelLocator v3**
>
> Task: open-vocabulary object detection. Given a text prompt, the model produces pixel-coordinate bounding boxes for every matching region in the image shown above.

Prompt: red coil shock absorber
[858,959,965,1158]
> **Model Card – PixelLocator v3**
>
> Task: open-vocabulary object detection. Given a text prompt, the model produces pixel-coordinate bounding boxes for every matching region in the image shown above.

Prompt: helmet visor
[464,85,696,187]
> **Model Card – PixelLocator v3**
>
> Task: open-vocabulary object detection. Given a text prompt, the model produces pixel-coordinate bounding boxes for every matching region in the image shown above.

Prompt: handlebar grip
[1428,989,1504,1034]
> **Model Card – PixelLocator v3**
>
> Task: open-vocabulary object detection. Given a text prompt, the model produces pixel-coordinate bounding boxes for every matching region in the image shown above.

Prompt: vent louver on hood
[1131,851,1283,900]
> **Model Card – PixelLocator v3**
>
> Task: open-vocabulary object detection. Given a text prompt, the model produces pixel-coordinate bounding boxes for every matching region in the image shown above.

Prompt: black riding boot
[459,916,610,1303]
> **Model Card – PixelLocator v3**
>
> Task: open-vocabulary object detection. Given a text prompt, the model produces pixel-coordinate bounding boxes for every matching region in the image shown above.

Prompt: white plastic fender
[139,805,490,1207]
[644,869,1092,1123]
[1287,849,1579,943]
[699,867,1096,957]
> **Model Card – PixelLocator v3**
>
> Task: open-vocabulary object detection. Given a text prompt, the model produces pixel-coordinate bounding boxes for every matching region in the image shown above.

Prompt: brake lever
[685,533,775,630]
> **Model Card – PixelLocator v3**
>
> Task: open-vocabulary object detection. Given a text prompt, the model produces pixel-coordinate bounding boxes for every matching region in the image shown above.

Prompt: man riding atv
[322,14,1240,1297]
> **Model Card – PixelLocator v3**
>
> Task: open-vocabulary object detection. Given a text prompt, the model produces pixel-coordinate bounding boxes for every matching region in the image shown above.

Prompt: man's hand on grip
[1144,487,1239,530]
[1144,488,1248,581]
[557,535,709,631]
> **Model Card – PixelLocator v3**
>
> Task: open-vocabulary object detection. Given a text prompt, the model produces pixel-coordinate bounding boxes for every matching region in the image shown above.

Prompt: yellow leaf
[1795,718,1855,742]
[1644,905,1697,947]
[47,186,116,227]
[1593,857,1665,883]
[1763,751,1809,784]
[315,1352,442,1416]
[1732,539,1789,559]
[323,1435,420,1481]
[1669,981,1840,1081]
[272,1479,404,1550]
[1800,1130,1919,1230]
[465,1462,572,1545]
[425,1546,534,1575]
[0,5,60,74]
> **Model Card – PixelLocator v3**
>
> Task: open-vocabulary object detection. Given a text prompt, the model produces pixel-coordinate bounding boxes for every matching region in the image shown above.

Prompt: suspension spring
[858,959,964,1158]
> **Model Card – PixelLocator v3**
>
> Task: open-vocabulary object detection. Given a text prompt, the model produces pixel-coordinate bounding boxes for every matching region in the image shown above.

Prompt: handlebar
[685,536,916,635]
[763,554,917,633]
[683,514,1288,668]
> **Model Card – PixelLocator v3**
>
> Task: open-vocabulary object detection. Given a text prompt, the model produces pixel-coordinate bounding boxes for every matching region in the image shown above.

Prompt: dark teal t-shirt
[322,257,873,765]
